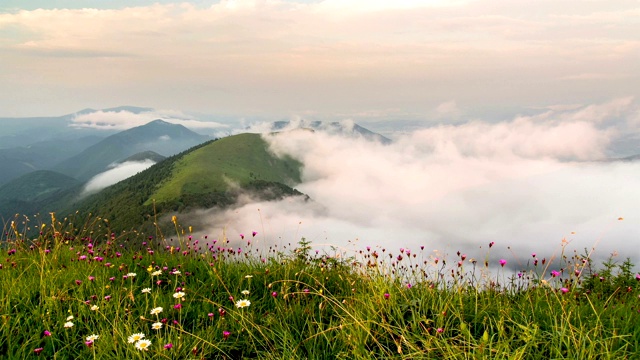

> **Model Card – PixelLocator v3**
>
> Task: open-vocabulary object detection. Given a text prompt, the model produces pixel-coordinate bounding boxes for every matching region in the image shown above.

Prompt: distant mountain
[268,120,392,144]
[0,135,105,185]
[119,151,166,163]
[69,133,304,231]
[0,170,81,220]
[54,120,210,181]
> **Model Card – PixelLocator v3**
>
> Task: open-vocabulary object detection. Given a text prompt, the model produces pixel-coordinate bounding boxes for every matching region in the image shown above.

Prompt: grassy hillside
[71,133,303,231]
[1,217,639,358]
[149,133,301,204]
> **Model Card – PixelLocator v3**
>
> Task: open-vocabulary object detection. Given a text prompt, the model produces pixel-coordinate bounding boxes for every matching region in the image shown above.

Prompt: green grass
[148,133,301,204]
[0,214,639,359]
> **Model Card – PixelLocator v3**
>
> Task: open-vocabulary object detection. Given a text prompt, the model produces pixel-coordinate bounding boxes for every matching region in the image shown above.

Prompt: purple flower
[75,280,82,286]
[272,291,278,298]
[252,231,257,237]
[43,330,51,337]
[636,274,640,281]
[240,234,244,239]
[384,293,390,299]
[499,259,507,267]
[406,283,412,289]
[436,328,444,333]
[164,343,173,350]
[85,341,93,348]
[551,270,560,277]
[489,241,495,248]
[223,331,231,339]
[560,287,569,294]
[174,304,182,310]
[34,348,44,355]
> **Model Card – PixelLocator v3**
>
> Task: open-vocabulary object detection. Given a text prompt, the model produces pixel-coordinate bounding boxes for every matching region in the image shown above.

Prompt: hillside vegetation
[71,133,303,231]
[0,216,638,359]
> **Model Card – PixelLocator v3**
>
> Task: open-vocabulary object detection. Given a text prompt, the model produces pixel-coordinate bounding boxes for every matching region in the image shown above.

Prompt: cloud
[82,160,156,195]
[188,99,640,266]
[1,1,638,117]
[69,109,227,131]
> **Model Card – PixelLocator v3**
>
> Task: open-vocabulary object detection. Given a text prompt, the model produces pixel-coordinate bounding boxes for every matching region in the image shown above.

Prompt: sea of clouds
[190,98,640,268]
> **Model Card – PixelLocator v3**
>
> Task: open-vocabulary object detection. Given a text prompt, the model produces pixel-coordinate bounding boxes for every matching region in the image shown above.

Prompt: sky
[0,0,638,123]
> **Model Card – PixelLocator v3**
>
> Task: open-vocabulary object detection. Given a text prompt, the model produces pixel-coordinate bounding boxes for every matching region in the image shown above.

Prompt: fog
[82,160,156,195]
[190,99,640,268]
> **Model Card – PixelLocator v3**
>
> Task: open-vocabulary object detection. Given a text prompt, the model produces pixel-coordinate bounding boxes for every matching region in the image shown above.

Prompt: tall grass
[0,213,638,359]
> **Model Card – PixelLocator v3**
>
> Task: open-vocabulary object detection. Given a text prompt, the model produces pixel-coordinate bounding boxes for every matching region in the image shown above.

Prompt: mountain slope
[0,170,81,220]
[69,133,303,231]
[54,120,210,181]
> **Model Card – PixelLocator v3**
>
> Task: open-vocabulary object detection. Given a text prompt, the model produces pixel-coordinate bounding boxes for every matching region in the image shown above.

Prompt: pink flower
[252,231,257,237]
[560,287,569,294]
[34,348,44,355]
[223,331,231,339]
[436,328,444,333]
[384,293,390,299]
[551,270,560,277]
[164,343,173,350]
[43,330,51,337]
[499,259,507,267]
[271,291,278,298]
[174,304,182,310]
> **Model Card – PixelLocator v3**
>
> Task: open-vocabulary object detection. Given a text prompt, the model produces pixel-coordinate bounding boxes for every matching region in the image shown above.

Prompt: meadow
[1,213,639,359]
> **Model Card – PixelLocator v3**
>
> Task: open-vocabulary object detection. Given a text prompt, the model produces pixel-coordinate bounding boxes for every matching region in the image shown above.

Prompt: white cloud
[191,99,640,266]
[82,160,156,195]
[69,109,227,131]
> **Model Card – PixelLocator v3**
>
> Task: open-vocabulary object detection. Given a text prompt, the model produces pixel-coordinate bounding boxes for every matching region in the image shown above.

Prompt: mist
[188,99,640,268]
[82,160,156,195]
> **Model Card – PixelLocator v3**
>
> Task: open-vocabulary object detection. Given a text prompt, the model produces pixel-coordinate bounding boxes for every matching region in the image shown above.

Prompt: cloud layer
[1,1,638,118]
[192,99,640,267]
[83,160,156,195]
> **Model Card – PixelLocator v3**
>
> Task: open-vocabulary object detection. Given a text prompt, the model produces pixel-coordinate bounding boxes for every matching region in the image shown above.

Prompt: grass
[148,133,301,204]
[0,213,639,359]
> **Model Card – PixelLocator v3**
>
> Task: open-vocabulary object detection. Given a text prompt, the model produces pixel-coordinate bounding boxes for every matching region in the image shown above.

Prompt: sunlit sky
[1,0,639,121]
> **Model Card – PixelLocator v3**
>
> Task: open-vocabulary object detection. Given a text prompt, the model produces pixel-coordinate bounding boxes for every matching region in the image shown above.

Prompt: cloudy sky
[0,0,638,122]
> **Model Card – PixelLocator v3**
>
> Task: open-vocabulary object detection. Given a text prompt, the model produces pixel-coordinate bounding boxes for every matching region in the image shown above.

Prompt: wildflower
[86,334,99,342]
[151,270,162,276]
[150,307,163,315]
[560,287,569,294]
[128,333,145,343]
[223,331,231,339]
[164,343,173,350]
[90,305,99,311]
[135,339,152,351]
[241,290,250,295]
[152,322,163,330]
[173,291,186,300]
[636,274,640,281]
[436,328,444,333]
[499,259,507,267]
[34,347,44,355]
[66,315,74,321]
[104,295,112,301]
[252,231,257,237]
[271,291,278,298]
[235,299,251,308]
[245,275,253,279]
[174,304,182,310]
[384,293,390,299]
[85,341,93,347]
[489,241,495,248]
[406,283,412,289]
[172,270,181,275]
[218,308,226,317]
[64,321,74,328]
[75,280,82,286]
[88,276,95,281]
[141,288,151,294]
[126,272,137,278]
[551,270,560,277]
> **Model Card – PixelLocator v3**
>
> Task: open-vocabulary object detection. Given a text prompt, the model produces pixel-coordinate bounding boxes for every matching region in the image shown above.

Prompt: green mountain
[0,170,81,220]
[66,132,303,231]
[54,120,210,181]
[119,151,166,163]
